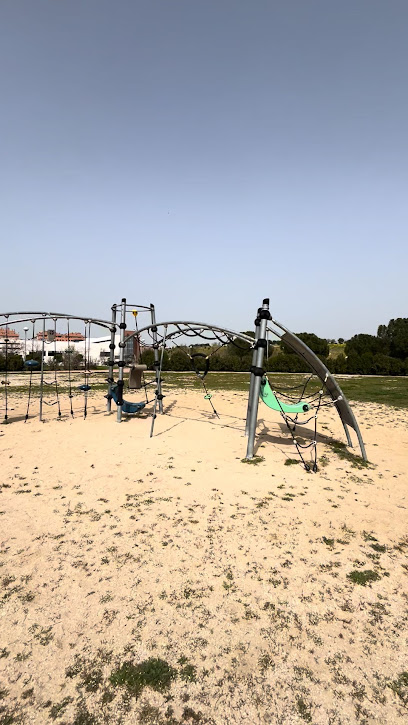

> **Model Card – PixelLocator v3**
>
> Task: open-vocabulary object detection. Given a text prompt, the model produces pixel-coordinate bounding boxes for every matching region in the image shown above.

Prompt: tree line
[1,318,407,376]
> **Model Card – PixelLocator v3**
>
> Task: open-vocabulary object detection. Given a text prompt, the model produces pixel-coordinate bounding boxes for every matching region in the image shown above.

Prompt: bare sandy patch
[0,390,407,724]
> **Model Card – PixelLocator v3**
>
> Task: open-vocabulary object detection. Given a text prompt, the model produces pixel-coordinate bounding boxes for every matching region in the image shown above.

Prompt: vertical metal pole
[150,304,163,414]
[116,299,126,423]
[245,316,260,436]
[150,325,167,438]
[246,299,270,459]
[106,304,117,413]
[39,317,46,422]
[342,421,353,448]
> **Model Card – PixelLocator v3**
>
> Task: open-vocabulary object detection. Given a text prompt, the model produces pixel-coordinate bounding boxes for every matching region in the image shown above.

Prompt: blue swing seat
[107,384,146,414]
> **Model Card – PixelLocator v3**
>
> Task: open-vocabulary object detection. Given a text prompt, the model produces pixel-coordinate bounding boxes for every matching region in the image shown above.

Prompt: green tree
[377,318,408,359]
[140,349,155,368]
[282,332,329,358]
[0,353,24,371]
[345,334,388,357]
[62,350,83,370]
[225,332,254,362]
[329,353,347,374]
[168,348,190,371]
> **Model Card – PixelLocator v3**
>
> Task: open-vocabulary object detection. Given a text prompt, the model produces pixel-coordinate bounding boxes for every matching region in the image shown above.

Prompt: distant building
[0,328,22,354]
[0,326,148,365]
[36,331,85,341]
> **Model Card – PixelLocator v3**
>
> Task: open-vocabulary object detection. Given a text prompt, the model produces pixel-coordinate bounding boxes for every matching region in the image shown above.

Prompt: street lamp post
[23,327,29,362]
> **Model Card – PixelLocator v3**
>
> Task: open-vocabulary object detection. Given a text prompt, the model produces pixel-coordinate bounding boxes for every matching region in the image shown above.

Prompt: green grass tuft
[388,672,408,706]
[109,658,177,699]
[347,570,381,586]
[241,456,265,465]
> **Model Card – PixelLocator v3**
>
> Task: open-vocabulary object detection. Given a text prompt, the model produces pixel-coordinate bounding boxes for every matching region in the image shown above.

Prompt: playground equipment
[104,300,162,422]
[0,298,367,470]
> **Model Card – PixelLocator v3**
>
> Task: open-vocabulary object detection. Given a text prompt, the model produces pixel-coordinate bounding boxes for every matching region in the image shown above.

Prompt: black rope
[269,374,322,472]
[3,316,9,422]
[150,326,168,438]
[25,320,36,422]
[164,336,219,415]
[41,322,62,417]
[83,321,91,419]
[67,319,74,417]
[134,312,149,404]
[53,319,62,419]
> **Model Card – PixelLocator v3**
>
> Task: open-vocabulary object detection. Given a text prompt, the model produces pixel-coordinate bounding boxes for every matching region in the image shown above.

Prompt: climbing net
[136,321,255,426]
[0,312,113,423]
[261,371,344,472]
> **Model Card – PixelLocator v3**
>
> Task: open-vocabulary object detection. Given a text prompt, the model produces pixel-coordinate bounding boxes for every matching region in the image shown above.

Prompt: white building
[0,328,147,366]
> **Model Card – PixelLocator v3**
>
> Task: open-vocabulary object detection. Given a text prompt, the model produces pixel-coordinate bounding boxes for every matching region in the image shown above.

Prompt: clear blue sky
[1,1,407,338]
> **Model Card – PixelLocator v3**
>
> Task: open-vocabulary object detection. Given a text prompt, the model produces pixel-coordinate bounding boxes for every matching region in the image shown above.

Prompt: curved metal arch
[267,320,367,461]
[114,302,153,312]
[126,321,255,346]
[131,319,366,461]
[0,312,116,331]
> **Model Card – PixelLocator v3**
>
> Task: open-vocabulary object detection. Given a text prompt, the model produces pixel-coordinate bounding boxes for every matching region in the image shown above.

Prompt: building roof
[0,328,19,339]
[36,332,85,341]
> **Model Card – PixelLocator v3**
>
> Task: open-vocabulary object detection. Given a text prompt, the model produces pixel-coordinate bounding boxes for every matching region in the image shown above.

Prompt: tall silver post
[245,316,260,436]
[106,304,117,413]
[23,327,28,362]
[246,299,270,459]
[150,325,167,438]
[150,304,163,414]
[116,298,127,423]
[39,317,46,422]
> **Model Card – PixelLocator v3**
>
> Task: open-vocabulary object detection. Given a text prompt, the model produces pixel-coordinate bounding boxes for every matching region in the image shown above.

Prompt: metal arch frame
[113,302,153,312]
[1,310,367,463]
[126,318,366,462]
[111,298,163,421]
[115,321,255,423]
[124,321,255,346]
[267,318,367,460]
[0,312,116,331]
[0,311,119,424]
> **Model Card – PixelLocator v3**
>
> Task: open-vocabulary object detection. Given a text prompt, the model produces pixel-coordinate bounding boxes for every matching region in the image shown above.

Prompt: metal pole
[39,317,46,422]
[246,299,271,459]
[150,325,167,438]
[116,299,126,422]
[342,421,353,448]
[106,305,117,413]
[245,315,260,436]
[23,328,28,362]
[150,304,163,414]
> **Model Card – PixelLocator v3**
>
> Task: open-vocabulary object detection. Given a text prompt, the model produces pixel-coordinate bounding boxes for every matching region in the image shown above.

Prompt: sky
[1,1,407,339]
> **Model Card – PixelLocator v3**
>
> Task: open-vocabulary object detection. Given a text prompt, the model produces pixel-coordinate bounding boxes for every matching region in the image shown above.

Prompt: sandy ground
[0,389,407,724]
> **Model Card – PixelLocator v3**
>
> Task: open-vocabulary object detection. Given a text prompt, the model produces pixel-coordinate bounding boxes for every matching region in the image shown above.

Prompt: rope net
[262,372,342,471]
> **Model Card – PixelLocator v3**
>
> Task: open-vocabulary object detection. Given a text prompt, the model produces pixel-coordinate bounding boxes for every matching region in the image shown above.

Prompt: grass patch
[5,371,408,408]
[179,664,197,683]
[109,658,177,699]
[325,439,371,468]
[259,654,274,673]
[370,543,386,553]
[284,458,299,466]
[296,697,313,722]
[49,697,73,720]
[347,570,381,586]
[241,456,264,465]
[388,671,408,706]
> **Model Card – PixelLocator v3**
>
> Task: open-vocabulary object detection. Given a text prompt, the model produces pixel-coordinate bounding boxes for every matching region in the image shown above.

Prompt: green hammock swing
[259,377,311,414]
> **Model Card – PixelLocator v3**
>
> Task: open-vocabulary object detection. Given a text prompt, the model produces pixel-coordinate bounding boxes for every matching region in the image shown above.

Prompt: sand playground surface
[0,389,407,724]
